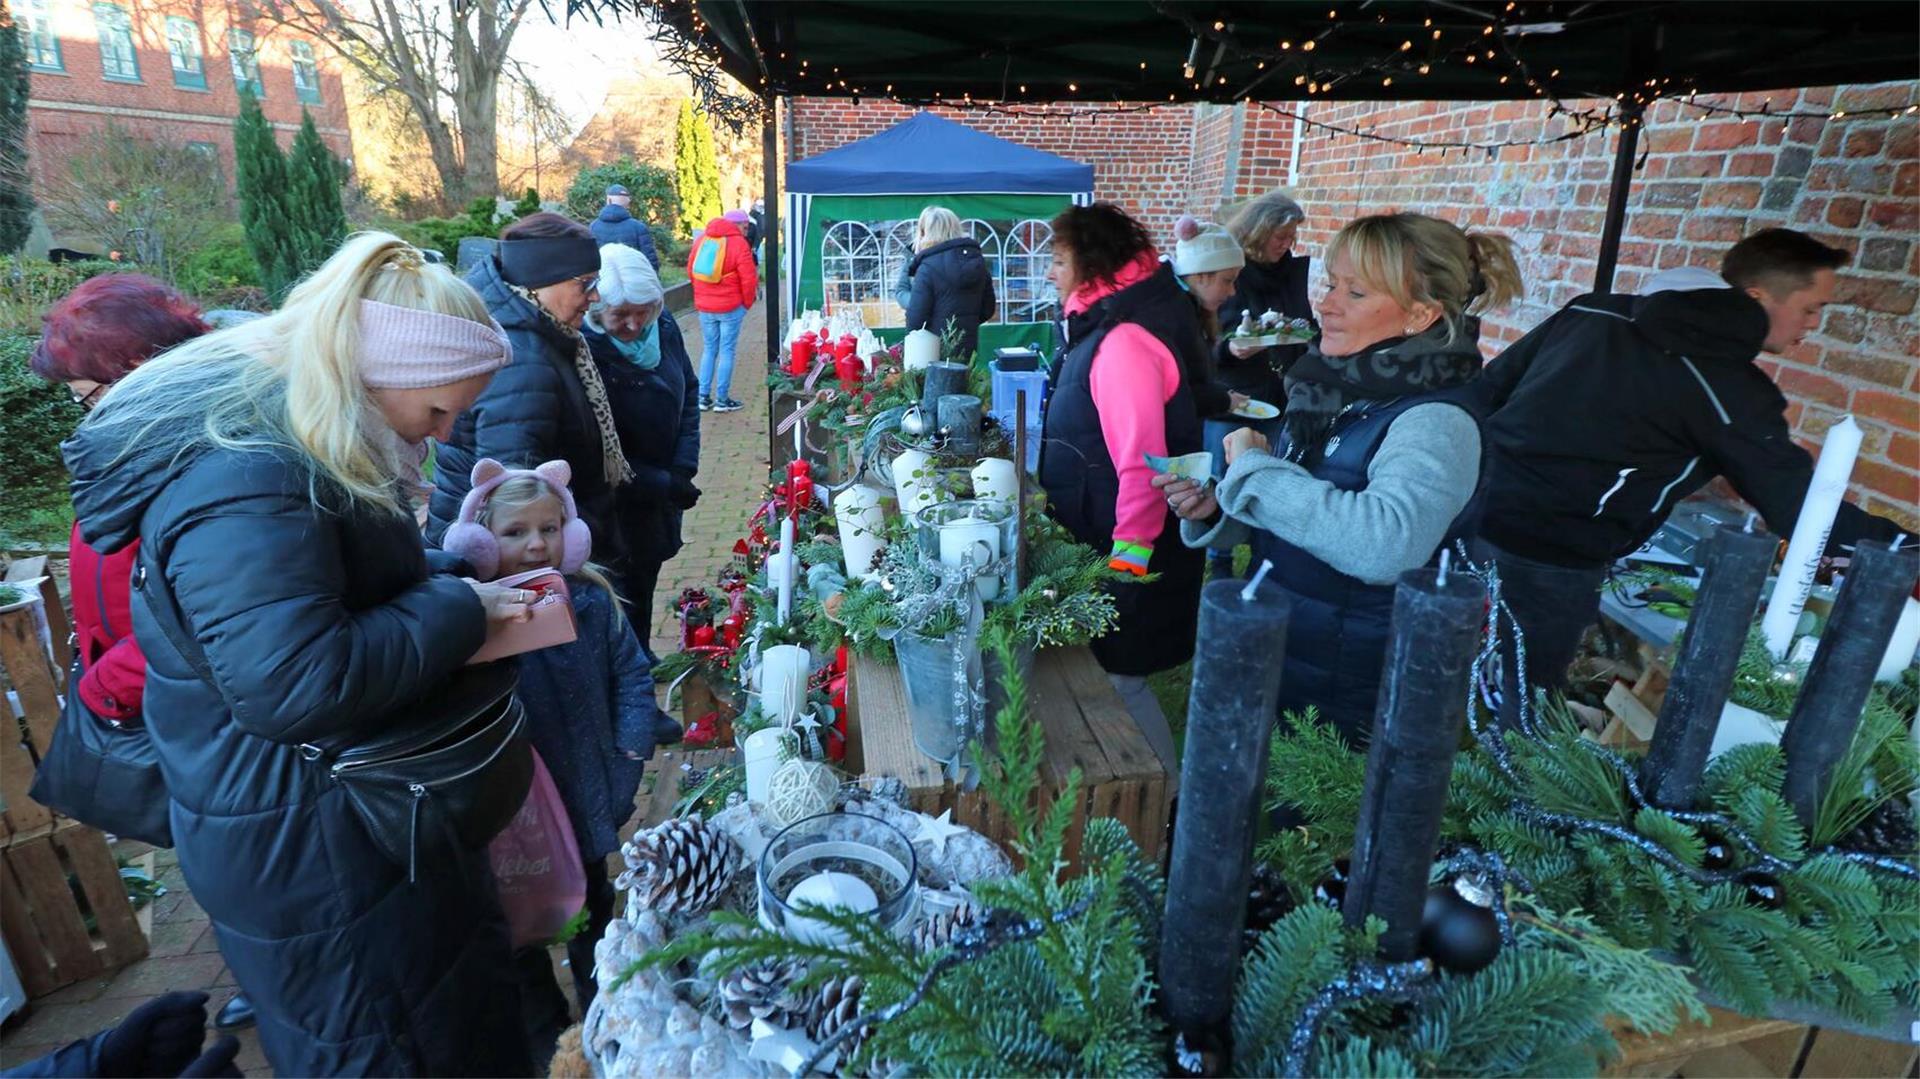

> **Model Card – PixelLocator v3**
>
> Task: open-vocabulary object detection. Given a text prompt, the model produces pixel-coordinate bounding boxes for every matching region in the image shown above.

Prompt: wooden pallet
[1604,1005,1918,1078]
[1,602,65,845]
[0,819,148,997]
[847,646,1172,865]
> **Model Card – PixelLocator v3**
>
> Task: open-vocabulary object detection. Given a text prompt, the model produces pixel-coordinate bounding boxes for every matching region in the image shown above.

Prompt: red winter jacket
[67,520,146,722]
[687,217,758,314]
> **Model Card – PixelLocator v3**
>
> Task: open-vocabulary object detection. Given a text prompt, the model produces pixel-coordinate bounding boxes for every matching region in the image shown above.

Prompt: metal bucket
[893,631,1032,766]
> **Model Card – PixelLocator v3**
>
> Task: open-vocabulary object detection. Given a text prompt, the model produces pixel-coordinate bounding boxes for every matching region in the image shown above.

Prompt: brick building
[9,0,352,245]
[787,84,1918,526]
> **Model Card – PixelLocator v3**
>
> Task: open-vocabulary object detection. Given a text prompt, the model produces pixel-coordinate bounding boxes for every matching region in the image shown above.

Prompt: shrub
[41,122,229,285]
[0,331,79,527]
[511,187,541,218]
[565,161,676,234]
[172,223,262,299]
[0,255,122,334]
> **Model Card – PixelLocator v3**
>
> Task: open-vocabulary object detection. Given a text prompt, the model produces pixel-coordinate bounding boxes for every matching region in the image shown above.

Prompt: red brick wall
[22,0,353,205]
[1283,83,1919,527]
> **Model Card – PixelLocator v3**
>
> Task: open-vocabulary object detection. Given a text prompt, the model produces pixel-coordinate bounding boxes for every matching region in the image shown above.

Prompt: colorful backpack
[689,234,728,284]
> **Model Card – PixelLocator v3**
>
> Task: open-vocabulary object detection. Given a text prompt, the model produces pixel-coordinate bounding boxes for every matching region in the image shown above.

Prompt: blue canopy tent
[783,113,1094,358]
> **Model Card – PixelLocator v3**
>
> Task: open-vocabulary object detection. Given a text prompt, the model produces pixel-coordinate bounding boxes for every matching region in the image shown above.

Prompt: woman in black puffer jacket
[905,205,996,361]
[427,213,632,555]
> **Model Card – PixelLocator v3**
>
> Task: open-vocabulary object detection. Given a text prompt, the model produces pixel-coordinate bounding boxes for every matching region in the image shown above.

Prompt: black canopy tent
[626,0,1918,363]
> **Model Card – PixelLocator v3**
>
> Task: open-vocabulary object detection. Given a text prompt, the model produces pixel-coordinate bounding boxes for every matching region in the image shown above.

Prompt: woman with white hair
[904,205,997,360]
[584,242,701,639]
[61,233,537,1075]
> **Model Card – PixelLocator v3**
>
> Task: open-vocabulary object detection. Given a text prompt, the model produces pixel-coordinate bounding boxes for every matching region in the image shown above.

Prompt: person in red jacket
[30,276,259,1034]
[685,215,757,413]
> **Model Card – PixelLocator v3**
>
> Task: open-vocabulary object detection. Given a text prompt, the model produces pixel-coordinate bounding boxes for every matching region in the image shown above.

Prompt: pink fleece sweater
[1064,252,1182,550]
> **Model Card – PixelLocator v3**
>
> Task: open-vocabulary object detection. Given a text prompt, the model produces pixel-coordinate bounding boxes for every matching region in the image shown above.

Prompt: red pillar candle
[835,354,865,394]
[787,336,815,375]
[789,474,815,516]
[787,459,812,480]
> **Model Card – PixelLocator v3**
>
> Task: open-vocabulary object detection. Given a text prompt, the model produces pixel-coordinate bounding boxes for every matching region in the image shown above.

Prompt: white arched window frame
[878,219,918,328]
[959,219,1006,323]
[820,220,884,321]
[1003,219,1057,324]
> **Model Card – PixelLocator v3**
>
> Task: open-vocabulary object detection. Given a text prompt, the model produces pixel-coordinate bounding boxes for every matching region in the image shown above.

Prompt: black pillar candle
[1781,539,1920,826]
[1159,576,1290,1041]
[937,394,984,458]
[921,361,970,418]
[1343,566,1484,960]
[1640,523,1777,808]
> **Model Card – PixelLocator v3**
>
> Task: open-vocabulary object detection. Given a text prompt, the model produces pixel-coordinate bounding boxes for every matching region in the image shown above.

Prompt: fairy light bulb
[1302,40,1316,51]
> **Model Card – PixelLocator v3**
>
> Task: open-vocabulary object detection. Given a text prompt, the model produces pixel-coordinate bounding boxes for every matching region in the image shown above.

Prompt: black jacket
[61,407,529,1076]
[1215,252,1315,400]
[590,204,660,269]
[905,237,997,360]
[428,255,617,551]
[1478,287,1898,567]
[587,314,700,572]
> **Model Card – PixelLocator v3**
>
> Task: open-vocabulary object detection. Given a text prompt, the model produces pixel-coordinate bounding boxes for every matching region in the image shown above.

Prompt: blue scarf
[603,322,662,370]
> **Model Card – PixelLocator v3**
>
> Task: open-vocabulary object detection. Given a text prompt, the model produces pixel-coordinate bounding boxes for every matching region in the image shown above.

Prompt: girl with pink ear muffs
[440,457,682,1050]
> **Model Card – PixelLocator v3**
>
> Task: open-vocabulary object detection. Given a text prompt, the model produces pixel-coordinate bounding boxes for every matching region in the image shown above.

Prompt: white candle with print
[834,484,888,581]
[970,458,1018,504]
[891,447,937,516]
[742,727,788,805]
[938,516,1003,601]
[1761,416,1862,659]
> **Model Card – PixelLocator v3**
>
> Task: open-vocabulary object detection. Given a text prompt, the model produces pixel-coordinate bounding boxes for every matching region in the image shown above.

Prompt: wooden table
[845,645,1172,865]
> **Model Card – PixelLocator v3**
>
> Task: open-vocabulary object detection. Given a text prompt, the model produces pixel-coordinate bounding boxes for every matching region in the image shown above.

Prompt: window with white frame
[91,3,138,81]
[165,17,204,89]
[228,28,262,96]
[823,214,1057,328]
[11,0,61,71]
[290,40,321,103]
[820,220,885,323]
[1002,219,1058,324]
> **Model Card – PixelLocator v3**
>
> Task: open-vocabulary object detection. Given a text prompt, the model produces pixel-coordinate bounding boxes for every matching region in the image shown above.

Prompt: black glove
[178,1035,242,1079]
[668,475,701,510]
[96,991,211,1078]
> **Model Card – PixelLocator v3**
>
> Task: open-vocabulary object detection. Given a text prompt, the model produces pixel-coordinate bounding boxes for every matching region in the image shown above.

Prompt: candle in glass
[834,484,888,581]
[938,516,1003,601]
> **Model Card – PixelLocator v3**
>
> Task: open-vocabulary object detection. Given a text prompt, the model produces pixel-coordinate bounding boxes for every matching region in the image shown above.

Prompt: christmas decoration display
[616,816,742,917]
[764,758,840,827]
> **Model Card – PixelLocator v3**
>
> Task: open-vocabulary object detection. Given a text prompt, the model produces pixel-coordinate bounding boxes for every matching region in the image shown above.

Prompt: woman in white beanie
[1172,214,1262,577]
[583,242,702,642]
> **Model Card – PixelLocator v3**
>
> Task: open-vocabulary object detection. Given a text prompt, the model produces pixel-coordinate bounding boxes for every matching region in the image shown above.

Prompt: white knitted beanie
[1171,214,1246,276]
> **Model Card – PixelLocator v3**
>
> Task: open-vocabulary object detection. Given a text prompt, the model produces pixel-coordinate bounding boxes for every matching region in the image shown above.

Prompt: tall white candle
[760,644,811,725]
[834,484,888,581]
[742,727,788,804]
[970,458,1018,504]
[1762,416,1863,659]
[903,328,940,372]
[939,516,1003,601]
[777,518,797,625]
[1877,596,1920,682]
[891,447,937,516]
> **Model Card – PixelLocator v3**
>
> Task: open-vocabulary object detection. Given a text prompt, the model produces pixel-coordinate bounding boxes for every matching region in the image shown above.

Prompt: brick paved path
[0,303,777,1075]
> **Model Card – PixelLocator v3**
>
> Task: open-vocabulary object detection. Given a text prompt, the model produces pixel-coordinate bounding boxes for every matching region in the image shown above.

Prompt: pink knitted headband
[358,299,513,390]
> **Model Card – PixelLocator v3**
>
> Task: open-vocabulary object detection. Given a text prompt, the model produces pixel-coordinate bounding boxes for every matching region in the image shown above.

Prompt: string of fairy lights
[631,0,1918,156]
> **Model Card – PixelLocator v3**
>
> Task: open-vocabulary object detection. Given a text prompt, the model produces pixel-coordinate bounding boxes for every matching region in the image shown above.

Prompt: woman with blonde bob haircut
[904,204,997,359]
[63,232,542,1076]
[1157,212,1523,747]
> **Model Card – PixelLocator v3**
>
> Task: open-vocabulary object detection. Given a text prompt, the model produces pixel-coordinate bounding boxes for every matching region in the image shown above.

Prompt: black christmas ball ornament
[1700,833,1735,871]
[1739,871,1785,910]
[1417,883,1502,974]
[1312,858,1351,909]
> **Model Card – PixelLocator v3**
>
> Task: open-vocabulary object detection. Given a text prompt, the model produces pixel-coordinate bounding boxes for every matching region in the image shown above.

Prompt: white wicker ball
[764,758,839,827]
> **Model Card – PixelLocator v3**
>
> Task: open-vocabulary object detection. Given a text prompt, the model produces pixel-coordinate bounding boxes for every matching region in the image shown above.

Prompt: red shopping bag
[488,748,587,949]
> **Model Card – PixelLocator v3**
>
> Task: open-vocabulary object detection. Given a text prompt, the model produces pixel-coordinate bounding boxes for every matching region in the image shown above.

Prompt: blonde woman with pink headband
[63,232,541,1076]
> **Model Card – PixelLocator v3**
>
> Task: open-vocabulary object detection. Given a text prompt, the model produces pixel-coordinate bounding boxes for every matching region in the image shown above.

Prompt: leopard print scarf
[511,284,634,487]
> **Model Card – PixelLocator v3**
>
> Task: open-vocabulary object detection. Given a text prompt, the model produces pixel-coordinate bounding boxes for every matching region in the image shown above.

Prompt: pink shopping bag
[488,748,588,949]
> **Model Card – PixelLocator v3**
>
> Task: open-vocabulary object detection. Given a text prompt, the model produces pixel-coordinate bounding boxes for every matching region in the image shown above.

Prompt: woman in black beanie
[428,212,631,559]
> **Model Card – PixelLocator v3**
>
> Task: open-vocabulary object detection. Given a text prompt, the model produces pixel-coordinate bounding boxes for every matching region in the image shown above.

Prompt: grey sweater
[1180,402,1481,585]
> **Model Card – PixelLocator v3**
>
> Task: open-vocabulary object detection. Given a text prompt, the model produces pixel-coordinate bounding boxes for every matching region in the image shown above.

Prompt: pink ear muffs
[441,458,593,578]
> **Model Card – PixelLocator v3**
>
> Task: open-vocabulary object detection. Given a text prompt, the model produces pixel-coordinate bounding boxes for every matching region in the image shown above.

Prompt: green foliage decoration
[565,159,679,236]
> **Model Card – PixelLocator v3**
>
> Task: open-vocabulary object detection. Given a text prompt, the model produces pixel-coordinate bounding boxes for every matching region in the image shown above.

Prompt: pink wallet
[468,568,579,663]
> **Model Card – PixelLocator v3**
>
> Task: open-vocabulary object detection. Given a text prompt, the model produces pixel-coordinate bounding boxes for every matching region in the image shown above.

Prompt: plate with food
[1231,398,1280,420]
[1230,309,1315,347]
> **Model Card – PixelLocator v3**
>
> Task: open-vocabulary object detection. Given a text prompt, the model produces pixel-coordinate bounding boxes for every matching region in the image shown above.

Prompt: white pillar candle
[1876,596,1920,682]
[759,644,812,726]
[891,447,937,516]
[834,484,889,581]
[777,518,797,625]
[970,458,1018,504]
[939,516,1003,601]
[903,328,940,372]
[1762,416,1863,659]
[742,726,788,805]
[784,870,879,945]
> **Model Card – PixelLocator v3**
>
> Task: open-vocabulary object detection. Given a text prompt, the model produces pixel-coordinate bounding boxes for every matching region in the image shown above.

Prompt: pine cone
[805,974,871,1061]
[617,817,741,915]
[1843,799,1919,857]
[718,958,807,1030]
[911,902,984,956]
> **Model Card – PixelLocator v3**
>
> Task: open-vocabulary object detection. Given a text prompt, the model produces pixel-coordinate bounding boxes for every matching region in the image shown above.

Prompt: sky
[513,9,673,135]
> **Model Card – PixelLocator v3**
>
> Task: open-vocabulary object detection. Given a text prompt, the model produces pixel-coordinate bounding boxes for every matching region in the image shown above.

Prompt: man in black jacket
[1475,228,1901,721]
[589,183,660,269]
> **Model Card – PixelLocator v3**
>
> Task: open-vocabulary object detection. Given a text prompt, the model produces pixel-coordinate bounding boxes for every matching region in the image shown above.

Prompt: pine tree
[674,98,725,227]
[0,7,35,254]
[233,90,301,297]
[287,111,347,272]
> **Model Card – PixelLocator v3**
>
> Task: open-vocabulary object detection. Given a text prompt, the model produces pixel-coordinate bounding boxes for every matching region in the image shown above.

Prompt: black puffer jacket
[905,237,997,360]
[62,396,530,1077]
[427,255,616,551]
[1215,252,1315,400]
[1478,285,1899,567]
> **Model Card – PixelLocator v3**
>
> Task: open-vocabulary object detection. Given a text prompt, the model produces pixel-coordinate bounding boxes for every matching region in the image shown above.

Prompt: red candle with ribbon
[789,474,815,516]
[787,459,811,480]
[787,335,815,376]
[835,353,865,394]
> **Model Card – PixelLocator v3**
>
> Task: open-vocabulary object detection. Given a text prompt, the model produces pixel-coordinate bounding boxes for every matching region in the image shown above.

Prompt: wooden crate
[1,604,65,844]
[677,671,739,747]
[847,646,1172,865]
[0,820,148,997]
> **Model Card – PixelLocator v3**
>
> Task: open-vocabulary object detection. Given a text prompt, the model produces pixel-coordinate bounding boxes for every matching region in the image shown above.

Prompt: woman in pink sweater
[1037,203,1209,773]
